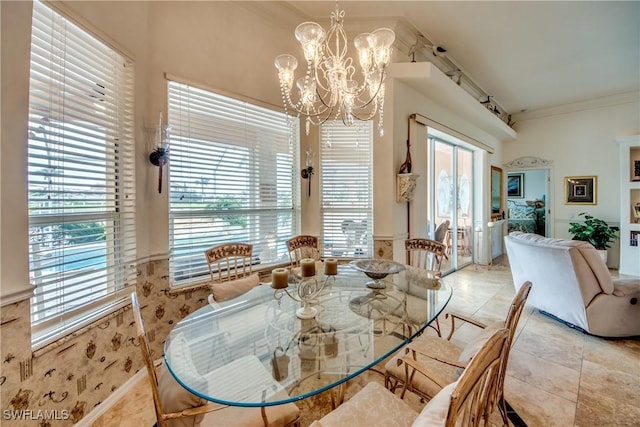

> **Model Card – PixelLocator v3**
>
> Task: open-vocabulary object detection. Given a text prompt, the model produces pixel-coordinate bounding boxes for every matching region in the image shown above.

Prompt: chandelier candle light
[275,3,395,136]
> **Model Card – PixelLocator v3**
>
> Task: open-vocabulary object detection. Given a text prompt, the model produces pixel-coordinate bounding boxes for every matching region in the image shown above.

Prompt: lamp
[274,3,395,136]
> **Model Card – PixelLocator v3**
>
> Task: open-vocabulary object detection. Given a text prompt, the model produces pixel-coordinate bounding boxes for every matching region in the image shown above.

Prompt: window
[320,121,373,257]
[168,82,299,284]
[28,1,136,345]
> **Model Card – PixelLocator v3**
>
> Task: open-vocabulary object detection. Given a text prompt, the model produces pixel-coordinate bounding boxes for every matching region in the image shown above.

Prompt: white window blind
[320,121,373,257]
[168,81,299,284]
[28,0,136,345]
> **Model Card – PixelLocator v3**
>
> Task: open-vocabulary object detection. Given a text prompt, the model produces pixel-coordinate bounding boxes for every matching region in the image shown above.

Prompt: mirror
[491,166,503,220]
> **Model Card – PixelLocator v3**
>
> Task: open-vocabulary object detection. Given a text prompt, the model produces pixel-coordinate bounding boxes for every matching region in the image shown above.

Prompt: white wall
[384,78,503,263]
[505,99,639,237]
[1,1,33,299]
[504,97,640,267]
[508,169,547,203]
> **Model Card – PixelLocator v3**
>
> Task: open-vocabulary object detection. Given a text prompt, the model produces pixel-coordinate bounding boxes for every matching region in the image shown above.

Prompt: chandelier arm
[349,104,379,122]
[281,87,332,117]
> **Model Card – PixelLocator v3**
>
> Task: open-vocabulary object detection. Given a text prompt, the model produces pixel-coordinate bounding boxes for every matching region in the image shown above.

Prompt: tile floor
[89,257,640,427]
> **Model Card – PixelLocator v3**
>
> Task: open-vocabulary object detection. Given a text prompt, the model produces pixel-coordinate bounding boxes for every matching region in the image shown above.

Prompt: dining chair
[204,242,260,303]
[131,292,301,427]
[405,238,447,274]
[405,238,447,337]
[287,234,322,275]
[384,281,532,426]
[309,328,510,427]
[434,220,450,244]
[286,235,320,268]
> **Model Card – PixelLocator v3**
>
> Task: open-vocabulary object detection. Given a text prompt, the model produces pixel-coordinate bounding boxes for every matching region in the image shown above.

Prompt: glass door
[428,131,474,272]
[456,148,473,266]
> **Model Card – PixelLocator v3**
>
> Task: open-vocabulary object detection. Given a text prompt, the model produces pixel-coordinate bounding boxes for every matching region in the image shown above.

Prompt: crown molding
[512,91,640,122]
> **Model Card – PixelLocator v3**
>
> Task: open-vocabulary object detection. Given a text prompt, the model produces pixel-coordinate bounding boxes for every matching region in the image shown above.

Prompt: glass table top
[163,264,452,407]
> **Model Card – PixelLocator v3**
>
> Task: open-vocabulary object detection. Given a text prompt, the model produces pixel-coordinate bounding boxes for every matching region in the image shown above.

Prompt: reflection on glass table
[164,264,452,408]
[348,259,406,289]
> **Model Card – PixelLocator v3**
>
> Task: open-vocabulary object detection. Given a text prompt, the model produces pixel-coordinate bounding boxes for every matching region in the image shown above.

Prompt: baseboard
[76,368,147,426]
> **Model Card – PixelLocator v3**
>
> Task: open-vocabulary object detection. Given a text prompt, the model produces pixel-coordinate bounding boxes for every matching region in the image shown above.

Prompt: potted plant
[568,213,618,262]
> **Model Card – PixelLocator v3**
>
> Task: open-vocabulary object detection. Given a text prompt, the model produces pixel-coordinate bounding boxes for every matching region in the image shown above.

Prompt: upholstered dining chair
[405,238,447,274]
[286,235,320,267]
[131,292,301,427]
[405,238,448,337]
[385,281,532,427]
[434,220,450,244]
[309,328,510,427]
[204,243,260,303]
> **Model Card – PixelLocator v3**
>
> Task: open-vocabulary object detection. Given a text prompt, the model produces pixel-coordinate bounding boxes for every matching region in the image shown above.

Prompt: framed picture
[507,173,524,198]
[565,176,597,205]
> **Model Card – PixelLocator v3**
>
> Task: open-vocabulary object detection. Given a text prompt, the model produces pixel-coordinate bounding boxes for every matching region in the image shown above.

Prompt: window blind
[168,81,299,284]
[28,0,136,345]
[320,121,373,257]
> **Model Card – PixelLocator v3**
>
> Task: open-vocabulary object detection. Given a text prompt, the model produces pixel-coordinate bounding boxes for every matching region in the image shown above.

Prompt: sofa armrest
[611,279,640,297]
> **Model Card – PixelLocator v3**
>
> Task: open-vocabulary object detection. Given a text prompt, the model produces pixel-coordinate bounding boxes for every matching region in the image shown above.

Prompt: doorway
[427,130,474,272]
[506,168,550,236]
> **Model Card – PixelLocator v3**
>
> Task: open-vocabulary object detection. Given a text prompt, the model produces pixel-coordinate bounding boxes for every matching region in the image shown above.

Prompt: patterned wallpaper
[0,260,210,426]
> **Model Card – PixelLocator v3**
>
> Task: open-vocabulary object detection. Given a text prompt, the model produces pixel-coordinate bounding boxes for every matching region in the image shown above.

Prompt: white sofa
[504,232,640,338]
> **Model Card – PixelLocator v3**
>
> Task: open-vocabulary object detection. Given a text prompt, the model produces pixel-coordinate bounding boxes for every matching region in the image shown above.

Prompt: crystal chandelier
[274,3,395,136]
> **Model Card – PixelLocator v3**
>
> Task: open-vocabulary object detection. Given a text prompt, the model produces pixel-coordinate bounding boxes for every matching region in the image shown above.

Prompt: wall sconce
[301,148,314,197]
[149,113,170,193]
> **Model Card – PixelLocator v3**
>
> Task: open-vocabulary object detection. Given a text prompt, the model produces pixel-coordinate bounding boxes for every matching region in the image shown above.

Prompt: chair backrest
[204,243,253,282]
[405,238,447,274]
[445,328,509,427]
[286,235,319,267]
[434,220,450,243]
[504,280,532,347]
[131,292,166,426]
[489,281,531,423]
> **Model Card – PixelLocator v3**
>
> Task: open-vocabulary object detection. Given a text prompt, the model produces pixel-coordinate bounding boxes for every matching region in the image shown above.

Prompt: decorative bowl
[349,259,406,289]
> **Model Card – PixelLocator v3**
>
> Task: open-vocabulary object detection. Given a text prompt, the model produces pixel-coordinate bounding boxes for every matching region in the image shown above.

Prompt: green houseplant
[568,213,618,250]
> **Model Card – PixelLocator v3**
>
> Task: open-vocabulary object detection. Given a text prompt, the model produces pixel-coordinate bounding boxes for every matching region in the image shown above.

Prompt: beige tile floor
[90,257,640,427]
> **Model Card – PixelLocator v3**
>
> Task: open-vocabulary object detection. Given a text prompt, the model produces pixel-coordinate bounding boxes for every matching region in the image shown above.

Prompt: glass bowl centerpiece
[349,259,406,289]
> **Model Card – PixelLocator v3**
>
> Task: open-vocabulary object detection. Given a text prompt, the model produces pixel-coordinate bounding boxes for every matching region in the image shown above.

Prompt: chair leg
[428,316,442,337]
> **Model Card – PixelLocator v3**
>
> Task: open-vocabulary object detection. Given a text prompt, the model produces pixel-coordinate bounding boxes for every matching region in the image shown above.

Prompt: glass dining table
[163,263,452,408]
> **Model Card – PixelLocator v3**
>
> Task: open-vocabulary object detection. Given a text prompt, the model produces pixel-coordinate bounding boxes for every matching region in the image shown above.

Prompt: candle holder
[273,270,337,319]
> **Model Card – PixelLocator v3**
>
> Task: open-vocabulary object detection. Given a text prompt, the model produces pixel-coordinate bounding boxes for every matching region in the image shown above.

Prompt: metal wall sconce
[149,113,170,193]
[301,148,314,197]
[301,165,314,197]
[149,147,169,193]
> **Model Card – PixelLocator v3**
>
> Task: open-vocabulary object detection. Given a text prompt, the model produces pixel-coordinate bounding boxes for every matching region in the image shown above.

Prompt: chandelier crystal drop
[275,3,395,136]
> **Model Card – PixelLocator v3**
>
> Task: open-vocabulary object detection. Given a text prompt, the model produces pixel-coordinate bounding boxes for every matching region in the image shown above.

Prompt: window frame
[167,80,300,286]
[320,121,374,259]
[27,0,136,348]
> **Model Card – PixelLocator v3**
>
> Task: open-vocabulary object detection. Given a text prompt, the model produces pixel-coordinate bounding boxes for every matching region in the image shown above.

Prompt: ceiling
[284,1,640,115]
